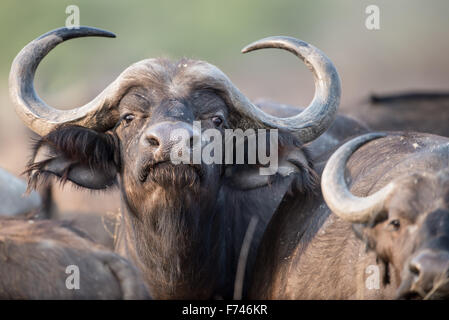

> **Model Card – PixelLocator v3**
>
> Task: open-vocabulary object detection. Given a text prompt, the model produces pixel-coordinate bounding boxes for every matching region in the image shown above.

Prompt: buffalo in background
[250,132,449,299]
[0,217,149,299]
[346,92,449,137]
[0,167,41,218]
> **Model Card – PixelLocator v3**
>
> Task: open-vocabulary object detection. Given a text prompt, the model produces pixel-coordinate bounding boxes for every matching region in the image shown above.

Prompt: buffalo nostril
[406,251,449,298]
[409,262,421,276]
[147,136,160,147]
[187,136,194,149]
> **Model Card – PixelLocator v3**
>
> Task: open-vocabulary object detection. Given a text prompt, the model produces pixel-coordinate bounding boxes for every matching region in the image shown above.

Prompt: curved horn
[321,133,396,223]
[9,26,118,136]
[240,36,341,144]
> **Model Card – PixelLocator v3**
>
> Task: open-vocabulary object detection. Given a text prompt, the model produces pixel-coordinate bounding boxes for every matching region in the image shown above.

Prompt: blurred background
[0,0,448,215]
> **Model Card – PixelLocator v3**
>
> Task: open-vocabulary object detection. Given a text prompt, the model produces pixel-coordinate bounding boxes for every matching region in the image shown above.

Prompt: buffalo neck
[115,184,228,299]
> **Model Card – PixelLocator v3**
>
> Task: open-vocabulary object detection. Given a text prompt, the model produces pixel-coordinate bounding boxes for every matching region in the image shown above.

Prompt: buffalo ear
[26,126,119,190]
[224,139,318,194]
[28,155,117,190]
[351,223,377,252]
[351,223,366,240]
[352,210,389,251]
[224,165,272,190]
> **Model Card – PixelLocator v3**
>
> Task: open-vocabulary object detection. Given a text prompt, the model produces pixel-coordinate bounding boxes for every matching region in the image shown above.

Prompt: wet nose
[141,121,194,159]
[409,250,449,295]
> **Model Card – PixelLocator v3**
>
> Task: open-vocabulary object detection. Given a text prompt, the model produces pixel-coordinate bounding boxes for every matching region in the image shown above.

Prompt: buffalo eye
[211,116,223,127]
[123,114,135,125]
[389,219,401,231]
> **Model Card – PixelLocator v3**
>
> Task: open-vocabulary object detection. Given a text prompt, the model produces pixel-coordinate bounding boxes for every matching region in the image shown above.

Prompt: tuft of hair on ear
[288,159,320,197]
[24,125,119,192]
[352,222,378,255]
[278,133,320,197]
[25,163,54,194]
[277,129,303,150]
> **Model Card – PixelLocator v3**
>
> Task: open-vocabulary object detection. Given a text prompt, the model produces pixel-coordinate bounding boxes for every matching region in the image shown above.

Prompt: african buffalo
[0,218,149,299]
[0,167,41,217]
[344,92,449,137]
[250,132,449,299]
[10,26,365,299]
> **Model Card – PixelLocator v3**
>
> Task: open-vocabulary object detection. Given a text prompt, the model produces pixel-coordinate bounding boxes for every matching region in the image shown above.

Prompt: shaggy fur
[23,58,359,299]
[26,119,318,299]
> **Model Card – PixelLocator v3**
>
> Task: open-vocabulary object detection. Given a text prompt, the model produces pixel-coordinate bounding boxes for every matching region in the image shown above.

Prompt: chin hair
[144,163,202,191]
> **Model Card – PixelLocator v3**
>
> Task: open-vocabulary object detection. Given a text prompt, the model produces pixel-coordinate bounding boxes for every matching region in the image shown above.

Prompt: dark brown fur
[25,58,365,299]
[344,92,449,137]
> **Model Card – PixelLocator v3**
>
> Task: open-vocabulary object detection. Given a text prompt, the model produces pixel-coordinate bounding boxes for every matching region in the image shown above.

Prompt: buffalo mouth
[397,273,449,300]
[396,277,426,300]
[422,277,449,300]
[397,290,424,300]
[138,161,204,188]
[397,286,449,300]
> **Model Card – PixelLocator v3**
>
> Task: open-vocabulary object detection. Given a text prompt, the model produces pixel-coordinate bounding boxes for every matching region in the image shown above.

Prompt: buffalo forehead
[135,58,228,102]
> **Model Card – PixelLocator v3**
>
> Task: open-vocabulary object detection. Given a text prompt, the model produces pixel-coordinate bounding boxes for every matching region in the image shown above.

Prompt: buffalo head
[11,27,340,195]
[10,26,341,298]
[322,133,449,299]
